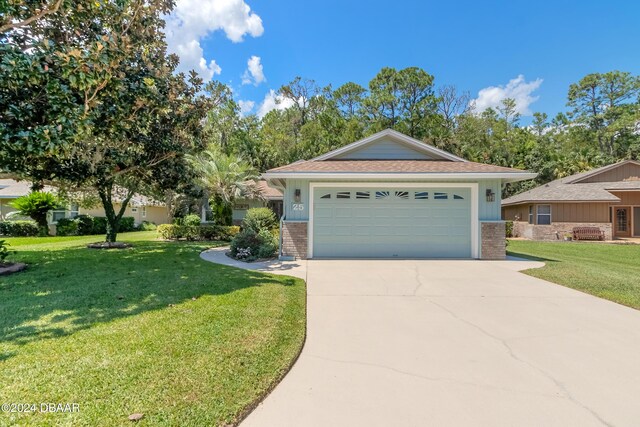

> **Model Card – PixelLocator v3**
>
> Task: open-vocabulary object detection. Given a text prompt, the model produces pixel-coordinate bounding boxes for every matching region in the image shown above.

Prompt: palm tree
[188,146,259,224]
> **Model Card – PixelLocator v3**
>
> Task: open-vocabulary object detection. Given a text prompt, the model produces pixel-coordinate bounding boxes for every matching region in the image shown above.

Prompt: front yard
[0,232,306,426]
[508,239,640,310]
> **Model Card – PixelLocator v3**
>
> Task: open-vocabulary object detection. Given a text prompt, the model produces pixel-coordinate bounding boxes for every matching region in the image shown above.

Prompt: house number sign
[292,204,305,211]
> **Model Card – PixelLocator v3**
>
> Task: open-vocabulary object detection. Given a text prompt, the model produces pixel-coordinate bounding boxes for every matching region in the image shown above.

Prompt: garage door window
[453,194,464,200]
[415,191,428,199]
[337,191,351,199]
[320,193,331,199]
[434,192,448,200]
[356,191,370,199]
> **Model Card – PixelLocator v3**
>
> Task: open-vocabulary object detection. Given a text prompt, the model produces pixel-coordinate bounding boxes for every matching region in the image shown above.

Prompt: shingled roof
[267,160,526,174]
[502,160,640,206]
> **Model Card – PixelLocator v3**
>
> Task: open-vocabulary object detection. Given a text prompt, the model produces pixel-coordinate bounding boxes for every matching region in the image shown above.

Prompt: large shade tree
[1,0,213,242]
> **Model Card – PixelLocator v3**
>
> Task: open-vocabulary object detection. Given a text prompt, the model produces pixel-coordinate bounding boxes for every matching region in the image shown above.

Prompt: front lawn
[508,239,640,310]
[0,232,306,426]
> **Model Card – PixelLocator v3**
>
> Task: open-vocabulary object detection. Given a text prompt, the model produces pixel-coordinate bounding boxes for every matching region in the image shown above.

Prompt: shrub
[157,224,179,240]
[256,228,278,259]
[0,220,39,237]
[505,220,514,238]
[76,215,95,235]
[92,217,107,234]
[53,215,137,236]
[137,221,157,231]
[55,218,78,236]
[156,224,240,241]
[0,240,12,263]
[229,227,278,262]
[230,229,262,261]
[183,214,201,226]
[216,225,240,241]
[242,208,277,233]
[119,217,135,232]
[11,191,61,231]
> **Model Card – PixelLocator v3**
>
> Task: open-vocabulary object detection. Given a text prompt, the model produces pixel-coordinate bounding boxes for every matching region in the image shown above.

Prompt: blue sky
[164,0,640,121]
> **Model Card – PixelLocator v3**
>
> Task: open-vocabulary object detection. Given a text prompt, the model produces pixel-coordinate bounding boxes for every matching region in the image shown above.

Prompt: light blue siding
[335,138,435,160]
[284,178,310,220]
[478,179,502,220]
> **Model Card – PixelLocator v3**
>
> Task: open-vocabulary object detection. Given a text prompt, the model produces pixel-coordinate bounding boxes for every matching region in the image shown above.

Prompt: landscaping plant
[10,191,61,234]
[0,240,11,264]
[242,208,278,233]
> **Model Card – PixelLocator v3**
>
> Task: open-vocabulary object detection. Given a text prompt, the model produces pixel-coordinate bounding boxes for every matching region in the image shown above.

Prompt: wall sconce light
[294,189,301,202]
[486,189,495,203]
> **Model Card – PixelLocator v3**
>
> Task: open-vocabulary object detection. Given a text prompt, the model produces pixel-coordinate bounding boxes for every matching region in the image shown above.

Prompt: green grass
[0,233,306,426]
[508,239,640,309]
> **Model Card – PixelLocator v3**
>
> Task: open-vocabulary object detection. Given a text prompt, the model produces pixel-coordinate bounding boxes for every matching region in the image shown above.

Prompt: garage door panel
[313,187,472,258]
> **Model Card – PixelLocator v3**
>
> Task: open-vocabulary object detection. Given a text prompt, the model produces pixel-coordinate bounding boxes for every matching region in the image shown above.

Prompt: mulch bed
[0,262,27,276]
[87,242,132,250]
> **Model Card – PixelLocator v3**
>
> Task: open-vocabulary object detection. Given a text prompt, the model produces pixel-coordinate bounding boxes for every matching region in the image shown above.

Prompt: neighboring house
[79,193,170,226]
[263,129,535,260]
[232,180,283,225]
[0,179,54,220]
[502,160,640,240]
[0,178,170,226]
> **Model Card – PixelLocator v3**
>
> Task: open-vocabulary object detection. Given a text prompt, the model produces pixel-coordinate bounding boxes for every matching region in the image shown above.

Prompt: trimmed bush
[54,215,136,236]
[0,220,39,237]
[137,221,157,231]
[242,208,277,233]
[55,218,78,236]
[119,217,135,232]
[76,215,95,235]
[157,224,239,241]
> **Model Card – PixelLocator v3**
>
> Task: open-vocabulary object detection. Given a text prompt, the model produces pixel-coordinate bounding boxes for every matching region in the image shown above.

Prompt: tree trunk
[97,181,136,243]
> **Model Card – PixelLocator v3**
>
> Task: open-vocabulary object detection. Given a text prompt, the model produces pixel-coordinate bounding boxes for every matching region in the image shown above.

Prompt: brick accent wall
[481,221,506,260]
[282,221,308,259]
[512,221,613,241]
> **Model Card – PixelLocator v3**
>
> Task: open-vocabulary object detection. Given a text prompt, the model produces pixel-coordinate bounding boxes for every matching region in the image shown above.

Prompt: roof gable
[312,129,466,162]
[568,160,640,184]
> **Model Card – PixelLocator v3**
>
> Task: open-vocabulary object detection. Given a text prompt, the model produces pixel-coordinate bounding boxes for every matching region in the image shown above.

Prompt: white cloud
[472,75,543,116]
[238,99,255,115]
[164,0,264,80]
[257,89,295,118]
[241,55,266,86]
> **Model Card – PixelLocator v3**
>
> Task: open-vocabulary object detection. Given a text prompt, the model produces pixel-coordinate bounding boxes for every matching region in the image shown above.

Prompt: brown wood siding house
[502,160,640,240]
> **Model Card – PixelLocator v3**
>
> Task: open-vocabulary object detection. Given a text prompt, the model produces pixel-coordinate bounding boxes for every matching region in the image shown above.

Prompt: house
[263,129,535,260]
[0,179,54,220]
[79,193,171,226]
[0,178,171,226]
[502,160,640,240]
[231,180,283,225]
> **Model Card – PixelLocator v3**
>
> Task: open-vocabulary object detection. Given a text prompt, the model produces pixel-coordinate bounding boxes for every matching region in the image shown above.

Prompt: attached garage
[311,185,473,258]
[263,129,536,260]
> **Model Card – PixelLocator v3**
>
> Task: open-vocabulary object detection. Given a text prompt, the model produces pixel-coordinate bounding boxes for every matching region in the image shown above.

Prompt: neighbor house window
[537,205,551,225]
[142,206,147,218]
[528,206,533,224]
[131,207,138,213]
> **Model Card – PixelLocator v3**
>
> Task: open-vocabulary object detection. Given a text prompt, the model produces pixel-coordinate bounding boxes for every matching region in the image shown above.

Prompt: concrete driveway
[237,258,640,427]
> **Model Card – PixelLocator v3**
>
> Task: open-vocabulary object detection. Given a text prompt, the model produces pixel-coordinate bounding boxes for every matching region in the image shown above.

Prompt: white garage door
[312,187,472,258]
